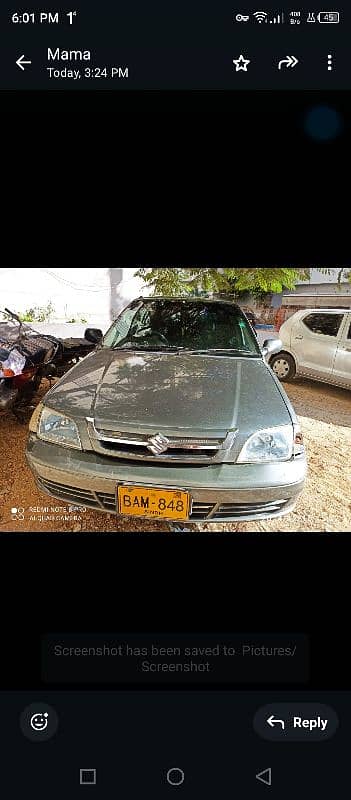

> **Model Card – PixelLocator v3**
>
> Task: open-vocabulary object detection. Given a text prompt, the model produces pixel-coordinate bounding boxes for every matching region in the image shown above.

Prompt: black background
[1,533,347,689]
[0,89,349,694]
[2,87,351,114]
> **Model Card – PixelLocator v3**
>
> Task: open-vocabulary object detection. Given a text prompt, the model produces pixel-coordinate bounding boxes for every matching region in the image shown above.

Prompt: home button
[166,768,185,787]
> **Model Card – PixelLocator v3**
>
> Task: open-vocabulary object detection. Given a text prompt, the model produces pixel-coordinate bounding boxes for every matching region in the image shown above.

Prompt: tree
[136,267,350,296]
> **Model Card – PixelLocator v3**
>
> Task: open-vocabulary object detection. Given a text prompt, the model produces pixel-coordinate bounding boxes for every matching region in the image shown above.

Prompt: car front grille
[36,477,104,509]
[86,418,236,464]
[190,499,289,520]
[36,477,290,522]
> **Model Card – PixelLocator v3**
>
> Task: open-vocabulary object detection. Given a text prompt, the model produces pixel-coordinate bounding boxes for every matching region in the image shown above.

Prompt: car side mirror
[262,338,282,357]
[84,328,103,344]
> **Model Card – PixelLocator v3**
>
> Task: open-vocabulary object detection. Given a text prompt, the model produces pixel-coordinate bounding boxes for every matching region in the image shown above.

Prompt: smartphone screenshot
[1,0,349,796]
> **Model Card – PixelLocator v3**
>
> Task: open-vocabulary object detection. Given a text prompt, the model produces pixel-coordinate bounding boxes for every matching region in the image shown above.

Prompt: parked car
[26,297,307,525]
[270,308,351,390]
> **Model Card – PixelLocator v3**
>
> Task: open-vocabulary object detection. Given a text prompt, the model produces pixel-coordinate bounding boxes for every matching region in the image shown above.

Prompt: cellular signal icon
[269,12,284,23]
[253,11,268,22]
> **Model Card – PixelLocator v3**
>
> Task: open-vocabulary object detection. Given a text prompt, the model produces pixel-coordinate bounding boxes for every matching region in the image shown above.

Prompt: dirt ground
[0,377,350,533]
[201,377,351,533]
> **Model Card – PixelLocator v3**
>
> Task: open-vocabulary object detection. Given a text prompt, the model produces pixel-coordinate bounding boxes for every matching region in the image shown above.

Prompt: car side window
[103,305,142,347]
[302,313,344,337]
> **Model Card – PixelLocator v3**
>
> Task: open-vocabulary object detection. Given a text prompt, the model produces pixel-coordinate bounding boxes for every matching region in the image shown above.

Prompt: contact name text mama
[48,48,91,61]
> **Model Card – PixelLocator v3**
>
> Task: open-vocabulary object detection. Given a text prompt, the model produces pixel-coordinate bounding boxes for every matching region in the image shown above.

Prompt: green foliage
[136,267,351,297]
[19,309,35,321]
[18,301,55,322]
[135,267,225,296]
[136,267,310,296]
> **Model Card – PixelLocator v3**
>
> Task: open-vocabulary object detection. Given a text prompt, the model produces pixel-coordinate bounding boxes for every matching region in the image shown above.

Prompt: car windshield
[102,300,261,355]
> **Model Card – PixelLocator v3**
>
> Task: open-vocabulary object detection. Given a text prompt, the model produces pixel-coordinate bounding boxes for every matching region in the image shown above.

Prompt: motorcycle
[0,308,97,421]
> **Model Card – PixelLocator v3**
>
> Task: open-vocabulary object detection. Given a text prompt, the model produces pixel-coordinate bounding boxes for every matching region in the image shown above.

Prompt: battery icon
[317,11,340,23]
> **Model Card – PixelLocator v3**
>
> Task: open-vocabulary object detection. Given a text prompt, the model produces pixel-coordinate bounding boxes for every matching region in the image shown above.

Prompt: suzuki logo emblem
[147,433,170,455]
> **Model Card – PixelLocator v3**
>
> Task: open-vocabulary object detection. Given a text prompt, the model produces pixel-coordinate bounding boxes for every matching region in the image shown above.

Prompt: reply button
[254,704,339,741]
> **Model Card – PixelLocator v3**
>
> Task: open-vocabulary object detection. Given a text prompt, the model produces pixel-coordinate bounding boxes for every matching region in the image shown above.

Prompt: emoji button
[31,712,49,731]
[20,704,58,742]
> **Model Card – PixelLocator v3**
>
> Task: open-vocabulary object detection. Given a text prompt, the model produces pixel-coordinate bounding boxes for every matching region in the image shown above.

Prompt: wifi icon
[253,11,268,22]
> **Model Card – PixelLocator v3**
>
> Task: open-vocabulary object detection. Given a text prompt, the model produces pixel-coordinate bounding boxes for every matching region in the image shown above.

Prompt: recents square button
[80,769,97,785]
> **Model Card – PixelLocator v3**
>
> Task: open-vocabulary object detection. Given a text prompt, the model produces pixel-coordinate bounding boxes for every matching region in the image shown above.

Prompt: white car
[269,308,351,390]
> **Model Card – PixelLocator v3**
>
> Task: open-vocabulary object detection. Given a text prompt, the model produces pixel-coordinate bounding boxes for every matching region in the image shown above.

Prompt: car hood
[45,349,292,435]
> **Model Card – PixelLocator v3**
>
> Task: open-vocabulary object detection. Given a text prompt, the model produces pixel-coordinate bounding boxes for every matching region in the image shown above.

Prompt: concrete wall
[287,283,351,296]
[283,294,351,307]
[0,267,149,327]
[259,269,351,324]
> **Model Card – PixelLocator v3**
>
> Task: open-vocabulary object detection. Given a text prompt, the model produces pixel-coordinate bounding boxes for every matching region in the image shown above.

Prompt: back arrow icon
[16,55,32,71]
[256,768,272,787]
[278,55,298,69]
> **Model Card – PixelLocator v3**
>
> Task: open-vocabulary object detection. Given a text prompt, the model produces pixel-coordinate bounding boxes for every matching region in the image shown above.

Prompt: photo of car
[270,308,351,389]
[26,296,307,525]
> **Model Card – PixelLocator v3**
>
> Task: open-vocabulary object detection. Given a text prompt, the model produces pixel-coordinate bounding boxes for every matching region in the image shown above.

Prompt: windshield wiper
[112,345,258,356]
[184,348,257,356]
[113,344,186,352]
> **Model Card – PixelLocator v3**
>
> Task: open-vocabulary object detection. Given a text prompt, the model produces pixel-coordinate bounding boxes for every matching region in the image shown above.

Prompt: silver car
[26,297,307,525]
[270,308,351,389]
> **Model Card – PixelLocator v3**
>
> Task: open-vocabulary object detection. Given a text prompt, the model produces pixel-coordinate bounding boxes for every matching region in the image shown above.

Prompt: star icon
[232,54,251,72]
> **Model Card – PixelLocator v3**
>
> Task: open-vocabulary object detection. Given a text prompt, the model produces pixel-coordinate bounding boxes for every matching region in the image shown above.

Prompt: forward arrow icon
[278,55,299,70]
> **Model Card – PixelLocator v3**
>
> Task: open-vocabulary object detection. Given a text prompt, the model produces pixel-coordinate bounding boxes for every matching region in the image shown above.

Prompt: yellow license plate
[117,486,191,520]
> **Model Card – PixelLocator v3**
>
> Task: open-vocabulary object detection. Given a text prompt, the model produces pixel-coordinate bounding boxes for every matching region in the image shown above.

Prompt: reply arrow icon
[267,715,285,730]
[16,55,32,71]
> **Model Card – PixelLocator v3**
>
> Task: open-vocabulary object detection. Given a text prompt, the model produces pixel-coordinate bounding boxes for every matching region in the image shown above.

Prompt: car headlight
[237,425,293,463]
[29,402,44,433]
[36,406,82,450]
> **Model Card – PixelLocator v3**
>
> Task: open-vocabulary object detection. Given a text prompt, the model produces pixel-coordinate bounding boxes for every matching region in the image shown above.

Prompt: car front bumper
[26,434,306,522]
[26,435,307,524]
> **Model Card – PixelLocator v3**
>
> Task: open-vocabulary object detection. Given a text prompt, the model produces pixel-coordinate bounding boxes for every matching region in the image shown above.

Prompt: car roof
[297,307,351,313]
